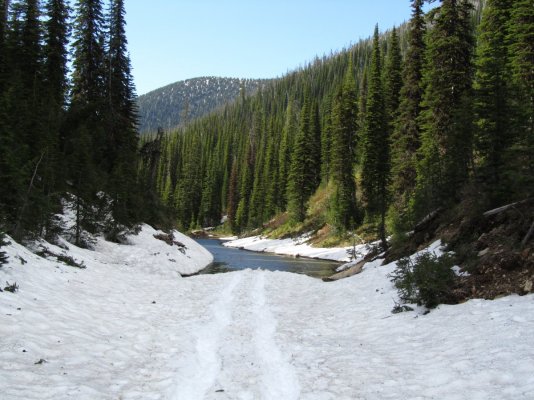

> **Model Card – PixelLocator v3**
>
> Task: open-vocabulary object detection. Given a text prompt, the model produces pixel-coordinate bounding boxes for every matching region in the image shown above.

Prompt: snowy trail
[171,271,300,400]
[251,273,301,400]
[171,274,242,399]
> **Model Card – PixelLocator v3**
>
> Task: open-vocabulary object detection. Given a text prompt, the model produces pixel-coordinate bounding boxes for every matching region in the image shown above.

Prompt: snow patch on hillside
[223,235,372,263]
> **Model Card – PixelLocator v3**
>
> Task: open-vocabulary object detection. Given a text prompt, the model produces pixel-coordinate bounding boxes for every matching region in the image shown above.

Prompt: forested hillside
[137,77,270,134]
[0,0,150,244]
[145,0,518,244]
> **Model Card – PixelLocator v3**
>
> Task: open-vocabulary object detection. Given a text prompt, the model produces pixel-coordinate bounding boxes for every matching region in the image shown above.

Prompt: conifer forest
[142,0,533,248]
[1,0,533,256]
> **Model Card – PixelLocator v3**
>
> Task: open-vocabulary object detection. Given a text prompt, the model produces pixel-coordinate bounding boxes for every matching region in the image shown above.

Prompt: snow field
[1,229,533,399]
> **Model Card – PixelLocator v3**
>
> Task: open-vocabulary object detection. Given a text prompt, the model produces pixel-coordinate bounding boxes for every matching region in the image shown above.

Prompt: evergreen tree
[263,119,279,219]
[287,89,317,223]
[71,0,105,108]
[248,110,267,227]
[473,0,514,205]
[361,25,390,247]
[329,65,359,231]
[507,0,534,197]
[389,0,425,230]
[0,0,9,88]
[309,101,322,190]
[67,0,107,234]
[105,0,139,226]
[44,0,69,109]
[413,0,475,217]
[277,99,296,211]
[384,27,402,126]
[227,159,239,233]
[320,95,333,184]
[6,0,50,238]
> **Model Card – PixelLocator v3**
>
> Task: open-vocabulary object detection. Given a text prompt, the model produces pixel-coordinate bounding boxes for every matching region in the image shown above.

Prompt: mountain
[136,77,271,134]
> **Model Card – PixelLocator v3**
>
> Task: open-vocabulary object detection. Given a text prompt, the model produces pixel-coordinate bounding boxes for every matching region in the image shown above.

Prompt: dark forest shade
[0,0,145,242]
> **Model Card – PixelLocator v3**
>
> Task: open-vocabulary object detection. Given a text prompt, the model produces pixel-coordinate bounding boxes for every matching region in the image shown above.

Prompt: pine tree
[413,0,475,217]
[44,0,69,110]
[105,0,139,226]
[361,25,390,247]
[66,0,107,236]
[287,89,317,223]
[309,101,322,190]
[507,0,534,197]
[247,105,267,228]
[227,159,239,233]
[389,0,425,230]
[71,0,106,109]
[0,0,9,89]
[7,0,51,238]
[384,27,402,127]
[277,99,296,211]
[263,119,279,219]
[473,0,514,205]
[329,65,359,231]
[320,95,333,184]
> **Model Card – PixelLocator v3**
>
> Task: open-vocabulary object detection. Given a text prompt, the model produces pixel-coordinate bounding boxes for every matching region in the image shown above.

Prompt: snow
[223,235,361,262]
[1,232,534,399]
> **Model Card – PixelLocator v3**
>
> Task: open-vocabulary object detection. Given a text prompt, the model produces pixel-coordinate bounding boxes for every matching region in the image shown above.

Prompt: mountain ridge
[137,76,271,134]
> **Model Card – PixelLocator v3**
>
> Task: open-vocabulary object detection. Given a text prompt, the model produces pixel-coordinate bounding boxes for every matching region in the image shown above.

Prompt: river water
[195,239,341,279]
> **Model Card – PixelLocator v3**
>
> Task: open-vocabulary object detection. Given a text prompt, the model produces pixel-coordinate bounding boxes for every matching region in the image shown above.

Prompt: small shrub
[4,281,19,293]
[56,254,86,269]
[389,252,456,309]
[0,231,9,267]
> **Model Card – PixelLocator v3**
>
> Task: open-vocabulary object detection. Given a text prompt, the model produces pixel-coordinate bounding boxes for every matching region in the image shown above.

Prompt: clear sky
[125,1,417,95]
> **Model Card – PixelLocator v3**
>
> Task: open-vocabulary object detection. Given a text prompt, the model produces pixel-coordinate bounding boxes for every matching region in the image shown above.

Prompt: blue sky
[126,1,418,95]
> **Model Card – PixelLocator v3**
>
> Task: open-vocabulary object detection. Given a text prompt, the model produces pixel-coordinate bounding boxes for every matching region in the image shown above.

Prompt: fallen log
[522,220,534,247]
[414,208,443,232]
[483,198,533,217]
[323,260,366,282]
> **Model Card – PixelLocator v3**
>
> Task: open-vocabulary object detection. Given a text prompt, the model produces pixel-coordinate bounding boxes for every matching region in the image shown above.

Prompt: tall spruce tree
[309,101,322,190]
[277,99,296,211]
[9,0,51,238]
[473,0,514,205]
[384,27,402,127]
[0,0,9,88]
[361,25,390,247]
[71,0,105,108]
[320,95,333,184]
[389,0,425,230]
[106,0,139,226]
[44,0,69,109]
[263,119,279,219]
[227,159,239,233]
[329,65,359,231]
[65,0,107,238]
[413,0,475,218]
[39,0,70,228]
[287,89,316,223]
[507,0,534,197]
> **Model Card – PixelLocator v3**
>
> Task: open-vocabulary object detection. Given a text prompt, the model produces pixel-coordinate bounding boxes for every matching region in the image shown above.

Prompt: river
[195,238,341,279]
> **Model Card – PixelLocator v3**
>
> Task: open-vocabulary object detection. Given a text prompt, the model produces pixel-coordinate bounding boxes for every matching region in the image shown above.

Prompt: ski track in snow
[170,271,300,400]
[171,273,242,400]
[251,272,301,400]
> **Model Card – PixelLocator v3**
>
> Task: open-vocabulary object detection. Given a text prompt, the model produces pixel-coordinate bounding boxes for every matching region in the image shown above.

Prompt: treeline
[0,0,144,244]
[148,0,533,245]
